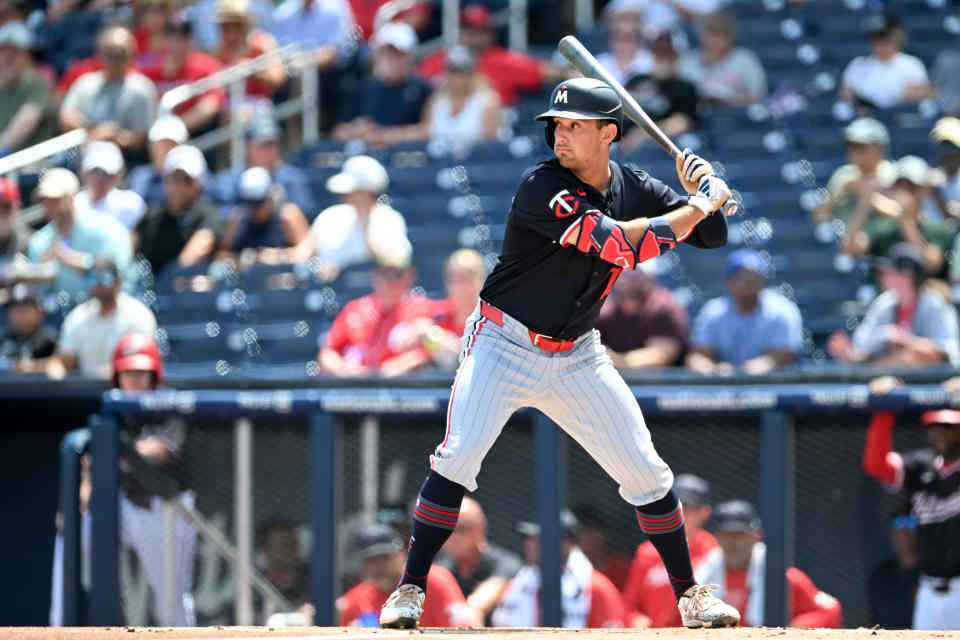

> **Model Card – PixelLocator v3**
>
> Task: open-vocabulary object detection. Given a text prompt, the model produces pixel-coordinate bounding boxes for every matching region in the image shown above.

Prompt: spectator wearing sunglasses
[134,144,222,276]
[686,249,803,376]
[595,260,689,369]
[26,257,157,379]
[219,166,309,262]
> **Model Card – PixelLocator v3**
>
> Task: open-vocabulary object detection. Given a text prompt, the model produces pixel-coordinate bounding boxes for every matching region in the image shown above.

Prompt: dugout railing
[56,384,958,629]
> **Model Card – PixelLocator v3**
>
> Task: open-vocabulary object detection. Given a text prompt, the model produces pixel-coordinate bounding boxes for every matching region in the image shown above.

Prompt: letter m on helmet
[555,89,568,104]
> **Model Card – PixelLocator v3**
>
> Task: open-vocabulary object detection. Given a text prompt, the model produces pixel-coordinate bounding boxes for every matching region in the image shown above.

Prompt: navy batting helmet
[535,78,623,147]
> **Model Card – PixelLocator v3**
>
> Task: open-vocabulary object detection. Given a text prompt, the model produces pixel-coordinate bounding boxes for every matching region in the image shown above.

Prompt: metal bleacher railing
[56,382,960,630]
[156,44,319,171]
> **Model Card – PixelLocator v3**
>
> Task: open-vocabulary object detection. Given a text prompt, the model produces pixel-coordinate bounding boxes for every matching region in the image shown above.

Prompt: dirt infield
[5,628,960,640]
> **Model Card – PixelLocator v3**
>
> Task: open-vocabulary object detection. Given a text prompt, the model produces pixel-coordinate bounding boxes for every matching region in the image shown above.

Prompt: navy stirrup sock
[636,488,697,601]
[400,471,466,590]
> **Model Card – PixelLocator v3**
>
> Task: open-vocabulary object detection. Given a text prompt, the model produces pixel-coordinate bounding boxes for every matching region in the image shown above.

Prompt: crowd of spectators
[0,0,958,386]
[329,476,843,629]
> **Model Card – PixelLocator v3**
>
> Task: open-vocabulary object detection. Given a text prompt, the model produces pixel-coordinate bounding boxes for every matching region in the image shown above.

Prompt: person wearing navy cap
[686,249,803,375]
[696,500,843,628]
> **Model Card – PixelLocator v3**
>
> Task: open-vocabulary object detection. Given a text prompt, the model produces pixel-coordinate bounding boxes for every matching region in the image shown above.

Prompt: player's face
[552,117,614,171]
[716,530,759,571]
[117,369,155,392]
[926,424,960,459]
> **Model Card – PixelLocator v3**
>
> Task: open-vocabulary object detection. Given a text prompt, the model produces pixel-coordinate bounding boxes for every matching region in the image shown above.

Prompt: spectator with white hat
[929,117,960,223]
[292,154,409,274]
[219,165,309,260]
[127,114,190,207]
[59,26,158,156]
[332,21,433,147]
[75,141,148,230]
[813,118,898,240]
[846,155,955,279]
[26,168,134,300]
[134,145,222,274]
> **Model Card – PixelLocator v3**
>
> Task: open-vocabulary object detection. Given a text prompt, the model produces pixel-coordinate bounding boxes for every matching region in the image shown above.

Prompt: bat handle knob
[721,200,739,217]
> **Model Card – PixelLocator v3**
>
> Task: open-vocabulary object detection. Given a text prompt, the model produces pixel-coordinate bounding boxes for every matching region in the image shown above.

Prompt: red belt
[479,301,575,353]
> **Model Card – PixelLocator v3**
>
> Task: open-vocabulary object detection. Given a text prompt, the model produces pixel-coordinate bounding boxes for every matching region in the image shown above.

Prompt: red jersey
[133,29,166,68]
[721,567,842,628]
[418,46,544,106]
[594,554,632,593]
[56,58,147,97]
[586,569,628,628]
[429,297,467,336]
[622,531,717,627]
[339,566,468,627]
[143,51,227,115]
[56,58,102,96]
[325,293,435,369]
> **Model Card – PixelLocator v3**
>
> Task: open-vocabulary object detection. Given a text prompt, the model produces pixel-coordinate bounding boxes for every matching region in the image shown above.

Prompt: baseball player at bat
[379,77,739,629]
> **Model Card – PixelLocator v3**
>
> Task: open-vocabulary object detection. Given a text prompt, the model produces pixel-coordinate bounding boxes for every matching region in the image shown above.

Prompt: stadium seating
[2,0,956,376]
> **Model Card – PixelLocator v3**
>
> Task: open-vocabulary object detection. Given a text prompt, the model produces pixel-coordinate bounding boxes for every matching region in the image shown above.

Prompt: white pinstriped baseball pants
[430,301,674,505]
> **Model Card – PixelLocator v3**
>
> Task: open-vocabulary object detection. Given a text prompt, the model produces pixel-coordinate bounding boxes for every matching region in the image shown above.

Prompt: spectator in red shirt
[393,248,488,370]
[623,474,717,628]
[133,0,173,68]
[492,510,627,628]
[695,500,843,628]
[596,261,689,369]
[417,4,563,107]
[212,0,286,102]
[319,252,435,377]
[142,14,226,134]
[338,523,471,627]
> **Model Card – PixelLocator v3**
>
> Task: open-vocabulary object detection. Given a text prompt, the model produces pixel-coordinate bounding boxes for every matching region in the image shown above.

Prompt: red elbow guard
[561,211,638,269]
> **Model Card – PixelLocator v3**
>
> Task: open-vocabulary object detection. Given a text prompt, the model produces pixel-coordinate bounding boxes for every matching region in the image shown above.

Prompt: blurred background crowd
[1,0,960,382]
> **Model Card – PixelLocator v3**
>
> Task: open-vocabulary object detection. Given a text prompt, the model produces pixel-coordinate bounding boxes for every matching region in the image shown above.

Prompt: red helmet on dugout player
[111,333,164,388]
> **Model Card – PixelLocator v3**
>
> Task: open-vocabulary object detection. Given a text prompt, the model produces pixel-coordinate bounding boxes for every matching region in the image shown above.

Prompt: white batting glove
[678,148,715,195]
[688,175,732,216]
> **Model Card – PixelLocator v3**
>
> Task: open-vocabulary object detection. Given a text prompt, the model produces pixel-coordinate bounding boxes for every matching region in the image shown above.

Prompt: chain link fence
[67,389,950,629]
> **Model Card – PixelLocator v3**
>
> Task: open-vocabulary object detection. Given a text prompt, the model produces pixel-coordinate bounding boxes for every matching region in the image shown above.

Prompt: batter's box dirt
[5,628,960,640]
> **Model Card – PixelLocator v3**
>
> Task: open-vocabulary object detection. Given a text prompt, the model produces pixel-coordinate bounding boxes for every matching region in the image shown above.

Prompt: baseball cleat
[380,583,425,629]
[678,584,741,628]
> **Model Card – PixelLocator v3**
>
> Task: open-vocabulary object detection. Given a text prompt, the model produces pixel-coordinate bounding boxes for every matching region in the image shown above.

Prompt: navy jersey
[903,449,960,578]
[480,158,726,339]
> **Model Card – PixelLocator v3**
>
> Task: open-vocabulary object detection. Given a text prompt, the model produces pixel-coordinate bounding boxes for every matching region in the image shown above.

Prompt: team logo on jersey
[555,87,568,104]
[549,189,579,217]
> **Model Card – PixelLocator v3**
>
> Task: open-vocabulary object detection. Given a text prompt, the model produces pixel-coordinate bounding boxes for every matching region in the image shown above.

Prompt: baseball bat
[557,35,738,215]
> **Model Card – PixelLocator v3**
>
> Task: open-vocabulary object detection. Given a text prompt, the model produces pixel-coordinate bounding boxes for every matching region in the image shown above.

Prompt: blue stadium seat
[160,323,246,364]
[246,288,333,323]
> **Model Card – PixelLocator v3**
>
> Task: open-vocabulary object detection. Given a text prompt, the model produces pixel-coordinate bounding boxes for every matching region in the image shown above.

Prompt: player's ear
[600,122,616,144]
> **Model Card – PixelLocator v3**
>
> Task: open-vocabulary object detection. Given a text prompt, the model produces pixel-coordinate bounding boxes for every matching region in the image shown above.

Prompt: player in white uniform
[379,78,740,629]
[50,334,196,626]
